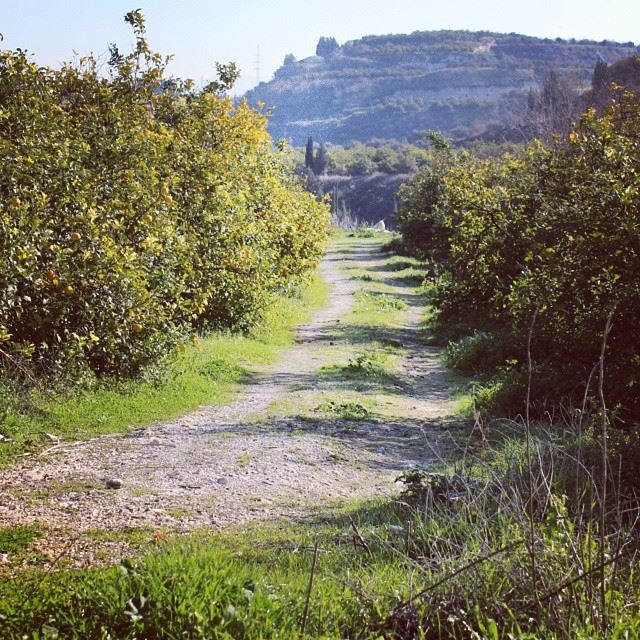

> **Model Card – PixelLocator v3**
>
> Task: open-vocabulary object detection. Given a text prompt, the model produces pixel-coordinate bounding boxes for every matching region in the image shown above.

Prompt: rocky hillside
[245,30,638,144]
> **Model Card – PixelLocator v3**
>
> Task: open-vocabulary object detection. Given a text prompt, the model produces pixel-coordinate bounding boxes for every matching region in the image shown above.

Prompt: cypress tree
[305,136,315,171]
[314,142,327,175]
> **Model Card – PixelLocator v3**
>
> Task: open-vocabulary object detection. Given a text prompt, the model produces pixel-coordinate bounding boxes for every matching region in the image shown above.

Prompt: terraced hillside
[245,30,638,144]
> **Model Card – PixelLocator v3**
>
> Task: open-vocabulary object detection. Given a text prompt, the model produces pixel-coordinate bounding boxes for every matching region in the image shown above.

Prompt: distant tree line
[293,137,517,177]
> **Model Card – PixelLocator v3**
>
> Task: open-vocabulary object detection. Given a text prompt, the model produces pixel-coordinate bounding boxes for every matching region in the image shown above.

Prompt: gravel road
[0,240,460,569]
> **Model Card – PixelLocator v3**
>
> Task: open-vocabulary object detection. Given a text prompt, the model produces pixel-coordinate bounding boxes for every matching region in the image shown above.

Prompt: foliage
[0,14,330,380]
[323,140,431,176]
[0,524,41,555]
[304,135,314,170]
[346,352,388,377]
[315,36,339,58]
[0,274,328,465]
[289,139,433,177]
[314,142,328,175]
[315,400,370,420]
[444,330,512,375]
[398,95,640,423]
[289,138,521,226]
[395,133,464,260]
[355,290,407,313]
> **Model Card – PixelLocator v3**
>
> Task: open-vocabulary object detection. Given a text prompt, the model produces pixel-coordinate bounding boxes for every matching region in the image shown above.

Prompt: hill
[585,53,640,109]
[245,30,638,144]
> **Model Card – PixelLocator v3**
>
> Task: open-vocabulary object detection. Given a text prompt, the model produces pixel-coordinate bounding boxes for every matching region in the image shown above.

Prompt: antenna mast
[255,44,261,85]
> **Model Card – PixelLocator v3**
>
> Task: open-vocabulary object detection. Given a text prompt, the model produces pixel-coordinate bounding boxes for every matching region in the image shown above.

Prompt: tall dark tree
[305,136,315,171]
[314,142,328,175]
[315,37,339,58]
[591,59,610,110]
[592,59,609,92]
[516,71,580,142]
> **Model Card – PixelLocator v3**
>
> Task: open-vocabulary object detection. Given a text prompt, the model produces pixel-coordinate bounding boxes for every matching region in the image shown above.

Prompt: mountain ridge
[245,29,638,144]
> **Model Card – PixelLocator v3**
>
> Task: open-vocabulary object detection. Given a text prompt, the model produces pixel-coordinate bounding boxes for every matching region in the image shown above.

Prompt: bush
[398,96,640,424]
[445,330,512,375]
[0,12,330,379]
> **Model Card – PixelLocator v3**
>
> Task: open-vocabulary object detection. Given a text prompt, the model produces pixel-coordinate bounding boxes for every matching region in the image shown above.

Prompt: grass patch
[355,290,408,313]
[319,352,398,385]
[3,430,639,640]
[314,400,371,421]
[82,527,155,547]
[349,228,376,238]
[318,353,407,395]
[380,258,422,272]
[0,274,329,466]
[0,524,41,556]
[345,352,389,377]
[350,290,409,329]
[393,271,425,286]
[351,272,382,283]
[236,453,251,468]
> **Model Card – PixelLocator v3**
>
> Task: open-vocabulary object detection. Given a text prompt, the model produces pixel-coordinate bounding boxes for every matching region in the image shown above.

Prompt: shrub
[445,330,511,375]
[398,95,640,423]
[0,12,330,379]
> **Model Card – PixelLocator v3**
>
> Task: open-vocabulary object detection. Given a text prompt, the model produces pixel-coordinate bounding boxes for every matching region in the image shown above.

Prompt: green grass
[236,453,251,468]
[314,400,371,421]
[2,236,639,638]
[0,502,432,640]
[0,524,42,556]
[0,274,329,465]
[341,247,426,332]
[318,236,430,399]
[3,446,639,640]
[354,290,407,312]
[318,352,404,393]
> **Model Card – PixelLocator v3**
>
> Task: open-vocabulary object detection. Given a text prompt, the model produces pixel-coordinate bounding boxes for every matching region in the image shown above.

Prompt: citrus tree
[0,12,329,378]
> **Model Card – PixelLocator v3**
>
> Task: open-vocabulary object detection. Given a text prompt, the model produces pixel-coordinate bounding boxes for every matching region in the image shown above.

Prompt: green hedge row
[398,98,640,422]
[0,13,330,378]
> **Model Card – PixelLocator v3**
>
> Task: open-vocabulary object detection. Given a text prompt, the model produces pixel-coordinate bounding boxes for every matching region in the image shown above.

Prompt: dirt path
[0,239,461,568]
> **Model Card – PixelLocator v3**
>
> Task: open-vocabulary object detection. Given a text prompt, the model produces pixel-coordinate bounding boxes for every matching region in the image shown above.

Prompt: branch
[0,345,36,383]
[540,541,638,603]
[391,538,525,611]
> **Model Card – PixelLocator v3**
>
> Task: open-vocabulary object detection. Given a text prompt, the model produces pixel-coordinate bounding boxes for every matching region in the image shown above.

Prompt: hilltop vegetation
[246,30,637,145]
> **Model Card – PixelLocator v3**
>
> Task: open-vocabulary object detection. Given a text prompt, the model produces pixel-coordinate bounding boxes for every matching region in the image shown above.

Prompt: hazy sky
[2,1,639,94]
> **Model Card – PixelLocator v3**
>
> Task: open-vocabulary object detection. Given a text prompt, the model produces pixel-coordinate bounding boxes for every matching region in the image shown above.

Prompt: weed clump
[315,400,370,420]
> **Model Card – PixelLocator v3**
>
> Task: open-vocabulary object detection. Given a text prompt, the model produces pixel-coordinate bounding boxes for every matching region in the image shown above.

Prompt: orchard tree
[0,11,330,378]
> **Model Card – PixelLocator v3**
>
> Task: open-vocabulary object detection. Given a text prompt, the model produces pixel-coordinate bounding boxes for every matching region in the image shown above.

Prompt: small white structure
[373,220,386,232]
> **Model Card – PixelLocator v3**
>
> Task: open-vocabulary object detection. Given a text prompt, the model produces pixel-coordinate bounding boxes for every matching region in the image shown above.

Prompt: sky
[2,0,639,95]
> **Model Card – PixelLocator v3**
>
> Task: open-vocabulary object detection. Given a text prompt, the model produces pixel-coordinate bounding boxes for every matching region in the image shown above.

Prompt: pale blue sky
[2,1,639,94]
